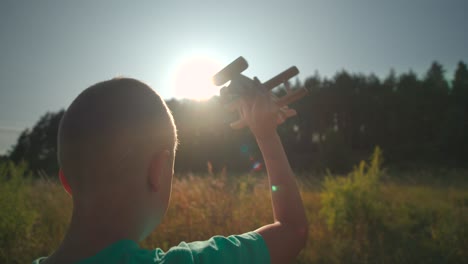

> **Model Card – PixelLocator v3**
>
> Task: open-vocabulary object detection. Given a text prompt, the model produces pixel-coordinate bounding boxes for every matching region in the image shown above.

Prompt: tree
[451,61,468,101]
[419,62,450,161]
[444,61,468,164]
[9,111,64,176]
[7,61,468,176]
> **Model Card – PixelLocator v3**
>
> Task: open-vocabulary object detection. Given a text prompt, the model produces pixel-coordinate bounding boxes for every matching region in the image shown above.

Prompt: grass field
[1,151,467,263]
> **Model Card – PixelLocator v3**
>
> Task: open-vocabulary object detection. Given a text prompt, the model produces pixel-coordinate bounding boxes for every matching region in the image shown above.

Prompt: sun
[172,56,222,101]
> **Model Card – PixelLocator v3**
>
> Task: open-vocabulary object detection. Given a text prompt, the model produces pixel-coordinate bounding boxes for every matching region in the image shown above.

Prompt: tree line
[5,61,468,176]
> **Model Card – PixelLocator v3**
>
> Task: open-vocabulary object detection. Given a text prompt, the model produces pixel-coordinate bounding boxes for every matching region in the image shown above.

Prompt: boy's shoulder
[33,232,270,264]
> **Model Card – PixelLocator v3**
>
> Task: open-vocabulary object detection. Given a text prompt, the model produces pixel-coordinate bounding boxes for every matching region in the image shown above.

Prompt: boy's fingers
[277,111,286,124]
[275,107,297,124]
[230,119,246,129]
[283,108,297,118]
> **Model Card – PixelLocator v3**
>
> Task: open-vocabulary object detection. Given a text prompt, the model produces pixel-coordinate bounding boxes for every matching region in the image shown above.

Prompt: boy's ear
[148,150,171,192]
[59,169,73,196]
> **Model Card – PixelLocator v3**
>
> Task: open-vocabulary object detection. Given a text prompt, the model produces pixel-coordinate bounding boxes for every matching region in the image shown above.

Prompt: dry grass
[1,161,467,263]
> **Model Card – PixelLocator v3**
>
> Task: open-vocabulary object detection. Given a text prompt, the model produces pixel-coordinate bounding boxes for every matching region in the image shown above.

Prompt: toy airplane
[212,56,308,129]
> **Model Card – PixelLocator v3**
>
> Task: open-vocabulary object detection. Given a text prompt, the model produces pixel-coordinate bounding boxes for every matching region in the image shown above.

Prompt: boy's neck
[43,199,142,264]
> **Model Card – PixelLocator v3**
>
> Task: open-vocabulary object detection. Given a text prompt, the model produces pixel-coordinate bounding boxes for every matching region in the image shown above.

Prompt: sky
[1,0,467,154]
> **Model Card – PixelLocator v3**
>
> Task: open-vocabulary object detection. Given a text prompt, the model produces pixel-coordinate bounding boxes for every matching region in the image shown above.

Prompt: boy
[34,77,308,264]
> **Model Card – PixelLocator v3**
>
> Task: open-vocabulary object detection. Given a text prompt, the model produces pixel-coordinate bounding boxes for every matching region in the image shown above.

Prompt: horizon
[1,0,467,154]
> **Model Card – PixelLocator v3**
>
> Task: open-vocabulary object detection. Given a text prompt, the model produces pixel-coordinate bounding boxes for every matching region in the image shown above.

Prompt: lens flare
[240,144,249,154]
[252,161,263,171]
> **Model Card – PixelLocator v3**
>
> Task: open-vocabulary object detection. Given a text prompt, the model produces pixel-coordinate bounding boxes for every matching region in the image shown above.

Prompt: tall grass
[317,147,467,264]
[0,162,37,263]
[0,152,467,263]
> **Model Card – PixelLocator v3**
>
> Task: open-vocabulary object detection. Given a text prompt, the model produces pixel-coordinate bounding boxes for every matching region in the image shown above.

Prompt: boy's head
[58,78,177,240]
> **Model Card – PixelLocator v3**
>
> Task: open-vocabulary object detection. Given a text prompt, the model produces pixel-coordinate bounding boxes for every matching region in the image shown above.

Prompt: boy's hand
[238,78,295,139]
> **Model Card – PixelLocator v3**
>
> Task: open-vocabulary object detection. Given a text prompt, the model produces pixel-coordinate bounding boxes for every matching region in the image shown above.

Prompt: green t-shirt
[33,231,270,264]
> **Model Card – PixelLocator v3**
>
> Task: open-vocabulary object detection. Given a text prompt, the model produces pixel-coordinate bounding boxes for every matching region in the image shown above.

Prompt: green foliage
[0,161,37,264]
[320,146,383,232]
[318,148,468,263]
[9,111,64,176]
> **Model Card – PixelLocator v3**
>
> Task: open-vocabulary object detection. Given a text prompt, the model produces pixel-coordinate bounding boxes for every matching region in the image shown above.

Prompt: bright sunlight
[172,56,222,100]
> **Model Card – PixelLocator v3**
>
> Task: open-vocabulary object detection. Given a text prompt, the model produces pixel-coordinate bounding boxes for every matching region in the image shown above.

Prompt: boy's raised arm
[238,81,308,264]
[254,132,308,263]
